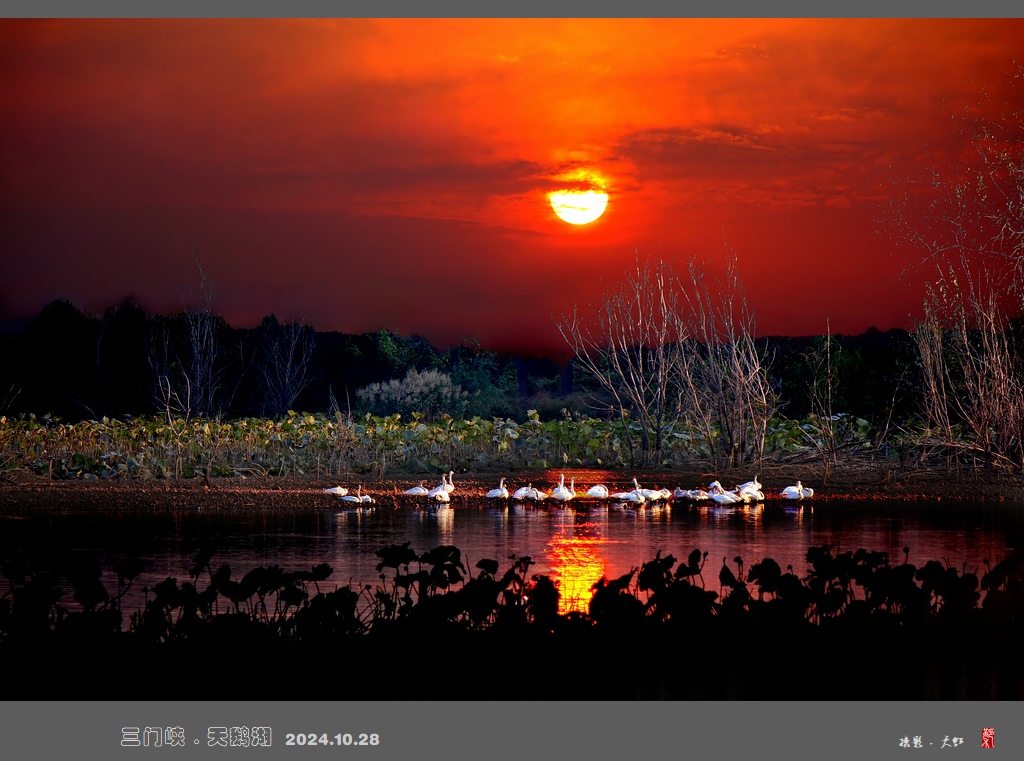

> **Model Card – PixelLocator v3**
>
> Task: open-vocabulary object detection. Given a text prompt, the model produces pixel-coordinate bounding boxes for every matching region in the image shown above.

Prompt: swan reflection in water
[410,502,455,539]
[334,506,374,527]
[697,501,806,527]
[434,504,455,539]
[783,504,807,521]
[700,501,752,525]
[489,502,509,538]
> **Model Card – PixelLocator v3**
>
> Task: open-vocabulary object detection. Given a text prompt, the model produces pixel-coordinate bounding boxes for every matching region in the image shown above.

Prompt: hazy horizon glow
[2,19,1023,354]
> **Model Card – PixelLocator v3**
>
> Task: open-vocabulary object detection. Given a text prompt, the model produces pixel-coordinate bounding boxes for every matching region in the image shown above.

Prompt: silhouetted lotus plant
[4,541,1024,687]
[746,558,782,599]
[189,543,217,581]
[526,575,560,629]
[980,556,1024,622]
[374,541,418,573]
[771,565,813,620]
[673,548,708,587]
[111,557,146,611]
[289,586,363,641]
[637,551,676,597]
[498,554,535,612]
[589,569,643,628]
[418,545,466,592]
[641,553,718,624]
[457,574,501,627]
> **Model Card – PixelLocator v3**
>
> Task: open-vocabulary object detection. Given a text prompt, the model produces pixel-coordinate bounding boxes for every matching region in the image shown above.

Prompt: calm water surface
[4,497,1024,614]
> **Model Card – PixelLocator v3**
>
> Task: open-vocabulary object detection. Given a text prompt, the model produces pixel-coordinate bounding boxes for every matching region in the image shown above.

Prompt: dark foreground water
[3,497,1024,615]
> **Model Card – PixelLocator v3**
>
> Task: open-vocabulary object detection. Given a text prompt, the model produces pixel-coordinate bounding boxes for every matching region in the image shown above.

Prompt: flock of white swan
[323,472,814,507]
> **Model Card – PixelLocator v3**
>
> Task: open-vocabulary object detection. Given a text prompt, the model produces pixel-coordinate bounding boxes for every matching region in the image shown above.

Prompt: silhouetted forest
[0,298,921,424]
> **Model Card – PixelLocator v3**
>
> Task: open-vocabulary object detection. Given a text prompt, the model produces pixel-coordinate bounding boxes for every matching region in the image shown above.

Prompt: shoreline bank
[2,462,1023,510]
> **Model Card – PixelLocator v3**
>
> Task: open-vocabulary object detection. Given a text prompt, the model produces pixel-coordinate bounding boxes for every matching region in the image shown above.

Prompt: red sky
[2,19,1022,354]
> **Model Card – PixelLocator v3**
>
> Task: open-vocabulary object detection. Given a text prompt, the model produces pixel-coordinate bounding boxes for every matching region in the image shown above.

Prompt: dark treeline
[0,297,919,424]
[0,299,571,423]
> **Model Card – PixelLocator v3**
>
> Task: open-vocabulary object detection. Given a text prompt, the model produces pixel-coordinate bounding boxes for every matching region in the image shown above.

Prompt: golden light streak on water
[546,517,608,615]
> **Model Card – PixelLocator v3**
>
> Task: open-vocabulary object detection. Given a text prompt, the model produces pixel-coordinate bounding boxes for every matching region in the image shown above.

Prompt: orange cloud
[1,19,1022,351]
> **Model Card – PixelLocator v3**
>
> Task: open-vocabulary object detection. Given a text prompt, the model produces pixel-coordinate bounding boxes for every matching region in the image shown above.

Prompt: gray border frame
[2,1,1023,19]
[0,700,1019,759]
[2,6,1022,759]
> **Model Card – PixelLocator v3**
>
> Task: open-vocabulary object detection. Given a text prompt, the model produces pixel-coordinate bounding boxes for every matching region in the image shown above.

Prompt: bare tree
[148,316,192,424]
[678,250,776,468]
[885,64,1024,471]
[557,248,775,468]
[802,319,839,476]
[886,62,1024,292]
[913,264,1024,470]
[257,315,317,417]
[0,384,21,420]
[557,254,686,465]
[147,263,230,422]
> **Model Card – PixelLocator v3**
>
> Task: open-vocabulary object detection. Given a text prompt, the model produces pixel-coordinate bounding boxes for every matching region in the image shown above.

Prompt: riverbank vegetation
[0,308,1018,481]
[2,542,1023,699]
[0,408,885,483]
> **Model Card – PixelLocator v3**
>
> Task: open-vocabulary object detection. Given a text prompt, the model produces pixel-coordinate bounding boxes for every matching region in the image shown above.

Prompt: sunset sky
[2,18,1023,354]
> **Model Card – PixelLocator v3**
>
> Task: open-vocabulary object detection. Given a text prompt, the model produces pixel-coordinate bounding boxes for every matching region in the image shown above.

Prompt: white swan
[552,477,576,502]
[405,481,429,496]
[323,486,348,497]
[527,486,548,502]
[545,473,565,499]
[616,477,649,502]
[431,489,450,503]
[486,478,509,499]
[586,484,609,499]
[550,473,568,500]
[341,485,364,503]
[710,488,741,505]
[512,483,533,500]
[732,488,753,504]
[737,476,762,493]
[738,485,765,502]
[426,474,449,499]
[610,479,645,502]
[781,481,814,499]
[360,490,375,504]
[640,486,664,502]
[443,470,456,494]
[676,488,709,501]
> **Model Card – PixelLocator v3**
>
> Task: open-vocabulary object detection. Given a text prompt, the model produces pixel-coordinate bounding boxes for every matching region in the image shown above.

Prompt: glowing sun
[549,178,608,225]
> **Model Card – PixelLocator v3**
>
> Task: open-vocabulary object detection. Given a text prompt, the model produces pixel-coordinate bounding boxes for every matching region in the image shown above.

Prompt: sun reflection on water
[546,514,608,615]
